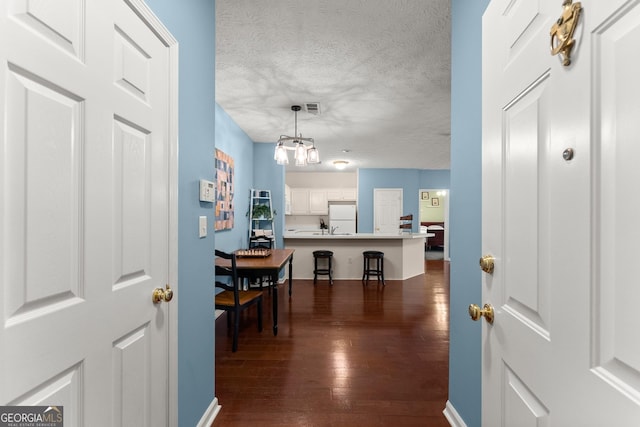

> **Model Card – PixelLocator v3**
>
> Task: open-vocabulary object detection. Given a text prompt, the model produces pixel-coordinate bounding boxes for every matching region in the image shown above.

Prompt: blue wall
[144,1,216,425]
[214,104,254,252]
[253,144,286,249]
[214,110,285,266]
[214,106,285,251]
[357,169,450,233]
[449,0,490,425]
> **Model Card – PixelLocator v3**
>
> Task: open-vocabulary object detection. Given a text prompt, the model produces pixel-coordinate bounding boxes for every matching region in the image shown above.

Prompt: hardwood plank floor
[213,259,450,427]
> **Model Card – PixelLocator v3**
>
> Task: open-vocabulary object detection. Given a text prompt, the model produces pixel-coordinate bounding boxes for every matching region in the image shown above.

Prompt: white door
[373,188,402,233]
[0,1,177,426]
[482,0,640,425]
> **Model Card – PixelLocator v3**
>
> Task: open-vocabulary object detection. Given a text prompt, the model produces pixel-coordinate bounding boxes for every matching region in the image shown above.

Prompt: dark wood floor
[213,259,450,427]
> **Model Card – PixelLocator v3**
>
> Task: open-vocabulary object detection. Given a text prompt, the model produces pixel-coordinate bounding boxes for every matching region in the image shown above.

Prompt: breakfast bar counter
[283,231,430,281]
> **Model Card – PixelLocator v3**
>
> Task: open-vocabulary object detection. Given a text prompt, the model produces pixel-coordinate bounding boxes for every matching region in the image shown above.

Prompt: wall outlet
[348,257,352,264]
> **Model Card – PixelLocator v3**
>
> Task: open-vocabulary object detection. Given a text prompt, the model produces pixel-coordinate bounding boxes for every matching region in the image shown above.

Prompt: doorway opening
[419,189,449,260]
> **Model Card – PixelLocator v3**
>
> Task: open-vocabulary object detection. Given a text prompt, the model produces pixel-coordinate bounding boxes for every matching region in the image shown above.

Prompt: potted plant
[251,204,272,219]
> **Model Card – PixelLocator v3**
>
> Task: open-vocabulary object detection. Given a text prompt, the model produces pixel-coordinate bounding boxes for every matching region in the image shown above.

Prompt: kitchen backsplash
[285,215,329,231]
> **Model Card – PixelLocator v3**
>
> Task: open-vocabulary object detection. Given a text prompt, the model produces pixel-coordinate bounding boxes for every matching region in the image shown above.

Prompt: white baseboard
[196,397,221,427]
[443,400,468,427]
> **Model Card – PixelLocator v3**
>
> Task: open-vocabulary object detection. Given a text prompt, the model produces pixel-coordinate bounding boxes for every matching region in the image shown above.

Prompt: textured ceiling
[216,0,451,172]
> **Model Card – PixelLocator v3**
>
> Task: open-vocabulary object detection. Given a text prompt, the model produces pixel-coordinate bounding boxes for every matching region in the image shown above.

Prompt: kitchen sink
[292,230,353,236]
[294,230,323,235]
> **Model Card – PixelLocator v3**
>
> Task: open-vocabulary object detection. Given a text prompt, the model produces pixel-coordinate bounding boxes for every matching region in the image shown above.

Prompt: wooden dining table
[215,248,294,336]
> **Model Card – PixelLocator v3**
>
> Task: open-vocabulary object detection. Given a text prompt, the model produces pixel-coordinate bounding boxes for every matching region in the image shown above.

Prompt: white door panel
[374,188,402,234]
[502,78,553,347]
[8,0,84,58]
[483,0,640,424]
[0,1,176,426]
[589,0,640,415]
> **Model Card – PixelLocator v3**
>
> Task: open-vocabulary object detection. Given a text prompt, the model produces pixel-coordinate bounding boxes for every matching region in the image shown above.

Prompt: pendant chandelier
[274,105,319,166]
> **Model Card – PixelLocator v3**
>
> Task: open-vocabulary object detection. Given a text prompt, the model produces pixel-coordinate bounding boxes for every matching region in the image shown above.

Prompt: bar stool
[362,251,385,285]
[313,250,334,285]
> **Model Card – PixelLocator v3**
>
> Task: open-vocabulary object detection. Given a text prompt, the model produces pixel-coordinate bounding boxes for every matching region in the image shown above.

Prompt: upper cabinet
[290,188,328,215]
[308,189,328,215]
[290,188,309,215]
[327,188,356,201]
[287,187,356,215]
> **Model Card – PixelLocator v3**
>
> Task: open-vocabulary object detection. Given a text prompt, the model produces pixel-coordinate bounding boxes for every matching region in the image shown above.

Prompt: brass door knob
[479,255,495,274]
[469,303,494,324]
[152,284,173,304]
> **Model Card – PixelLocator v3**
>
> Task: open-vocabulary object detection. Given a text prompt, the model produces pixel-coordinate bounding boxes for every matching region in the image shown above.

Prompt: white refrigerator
[329,204,357,234]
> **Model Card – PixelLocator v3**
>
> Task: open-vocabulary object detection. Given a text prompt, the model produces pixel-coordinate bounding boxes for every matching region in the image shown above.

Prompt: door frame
[130,1,179,424]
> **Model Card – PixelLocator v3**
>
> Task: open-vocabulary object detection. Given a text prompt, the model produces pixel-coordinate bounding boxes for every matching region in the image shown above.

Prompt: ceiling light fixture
[274,105,319,166]
[333,160,349,170]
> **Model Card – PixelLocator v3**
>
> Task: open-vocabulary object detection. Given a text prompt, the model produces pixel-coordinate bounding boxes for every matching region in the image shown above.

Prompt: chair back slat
[215,249,240,306]
[399,214,413,232]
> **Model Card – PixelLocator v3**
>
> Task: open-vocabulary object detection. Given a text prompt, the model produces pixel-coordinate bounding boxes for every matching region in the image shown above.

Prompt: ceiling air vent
[304,102,321,115]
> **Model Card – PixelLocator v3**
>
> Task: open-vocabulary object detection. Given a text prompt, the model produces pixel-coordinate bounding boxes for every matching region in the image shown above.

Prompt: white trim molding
[443,400,468,427]
[197,398,222,427]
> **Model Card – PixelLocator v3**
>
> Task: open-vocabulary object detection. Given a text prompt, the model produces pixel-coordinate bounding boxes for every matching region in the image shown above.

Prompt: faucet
[330,226,339,235]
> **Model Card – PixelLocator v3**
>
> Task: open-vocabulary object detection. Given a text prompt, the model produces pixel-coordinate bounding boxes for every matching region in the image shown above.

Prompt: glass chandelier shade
[295,141,307,165]
[274,143,289,165]
[307,144,319,163]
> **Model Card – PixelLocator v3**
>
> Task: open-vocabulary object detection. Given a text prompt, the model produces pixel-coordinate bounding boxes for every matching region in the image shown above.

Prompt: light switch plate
[199,216,207,238]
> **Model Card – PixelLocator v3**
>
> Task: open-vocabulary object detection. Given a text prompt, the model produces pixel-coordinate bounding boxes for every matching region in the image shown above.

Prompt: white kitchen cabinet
[342,188,357,200]
[326,188,357,201]
[288,186,355,215]
[289,188,328,215]
[309,189,328,214]
[290,189,309,215]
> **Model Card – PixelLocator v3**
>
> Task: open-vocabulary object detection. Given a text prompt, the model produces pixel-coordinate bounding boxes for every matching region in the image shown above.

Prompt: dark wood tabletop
[230,248,294,271]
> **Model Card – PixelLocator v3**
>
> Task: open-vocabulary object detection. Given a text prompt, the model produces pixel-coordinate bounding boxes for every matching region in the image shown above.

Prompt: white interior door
[0,1,177,426]
[482,0,640,425]
[373,188,402,234]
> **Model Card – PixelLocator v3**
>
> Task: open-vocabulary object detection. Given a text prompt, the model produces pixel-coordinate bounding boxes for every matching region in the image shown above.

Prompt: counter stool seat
[313,250,334,285]
[362,251,385,285]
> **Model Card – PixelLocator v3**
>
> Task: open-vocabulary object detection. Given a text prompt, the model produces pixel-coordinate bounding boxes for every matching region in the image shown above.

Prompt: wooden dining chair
[215,249,263,352]
[399,214,413,232]
[246,237,274,293]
